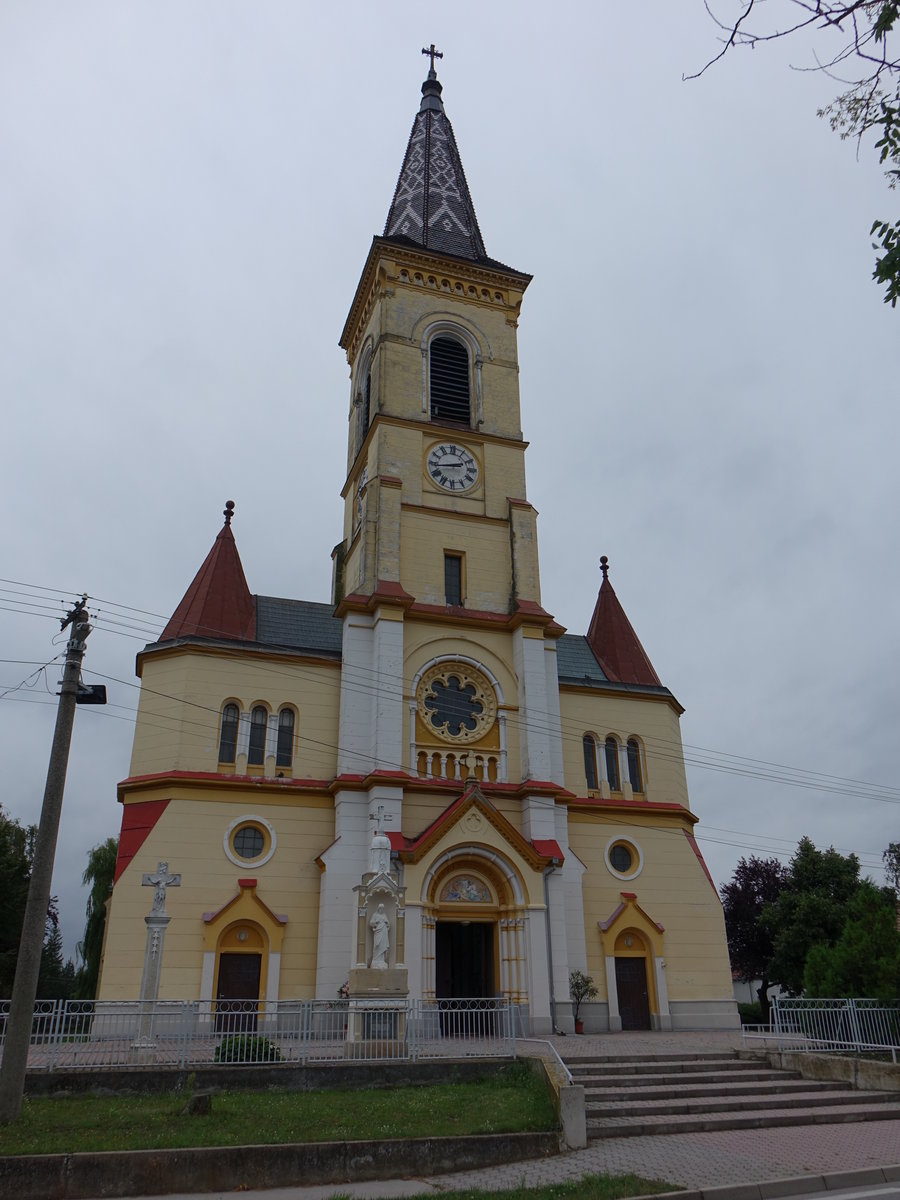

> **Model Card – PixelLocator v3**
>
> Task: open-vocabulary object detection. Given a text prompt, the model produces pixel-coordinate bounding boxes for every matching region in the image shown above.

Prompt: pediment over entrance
[598,891,664,957]
[392,781,563,872]
[202,878,287,953]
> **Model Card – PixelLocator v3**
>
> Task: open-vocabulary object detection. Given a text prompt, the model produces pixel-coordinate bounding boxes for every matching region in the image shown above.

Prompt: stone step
[563,1051,738,1066]
[571,1066,800,1087]
[586,1087,896,1118]
[568,1057,766,1077]
[587,1100,900,1139]
[583,1077,840,1102]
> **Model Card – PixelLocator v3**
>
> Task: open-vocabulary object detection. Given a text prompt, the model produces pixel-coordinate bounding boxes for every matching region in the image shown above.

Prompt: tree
[75,837,118,1000]
[696,2,900,305]
[0,806,75,998]
[804,879,900,997]
[883,841,900,895]
[0,810,33,995]
[721,856,789,1021]
[761,836,863,994]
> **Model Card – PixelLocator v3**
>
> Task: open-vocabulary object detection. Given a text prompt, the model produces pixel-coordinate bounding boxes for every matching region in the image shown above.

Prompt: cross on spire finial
[422,43,443,77]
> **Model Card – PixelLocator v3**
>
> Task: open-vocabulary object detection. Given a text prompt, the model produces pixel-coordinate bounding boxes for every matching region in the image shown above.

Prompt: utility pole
[0,598,92,1123]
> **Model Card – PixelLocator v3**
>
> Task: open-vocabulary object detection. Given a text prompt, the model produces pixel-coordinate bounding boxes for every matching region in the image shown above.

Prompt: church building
[98,57,737,1034]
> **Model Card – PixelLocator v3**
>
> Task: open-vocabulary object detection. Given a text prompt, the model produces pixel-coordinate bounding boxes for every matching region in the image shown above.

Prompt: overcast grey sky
[2,2,897,962]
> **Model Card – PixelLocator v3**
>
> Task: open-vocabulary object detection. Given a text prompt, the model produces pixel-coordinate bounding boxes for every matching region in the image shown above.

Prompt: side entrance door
[615,956,651,1030]
[215,953,261,1033]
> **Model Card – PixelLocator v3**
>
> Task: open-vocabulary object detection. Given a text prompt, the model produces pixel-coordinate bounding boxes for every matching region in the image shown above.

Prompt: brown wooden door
[615,957,651,1030]
[215,953,261,1032]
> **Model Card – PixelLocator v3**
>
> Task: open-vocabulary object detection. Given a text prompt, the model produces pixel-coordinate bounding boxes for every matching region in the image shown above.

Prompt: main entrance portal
[435,921,495,999]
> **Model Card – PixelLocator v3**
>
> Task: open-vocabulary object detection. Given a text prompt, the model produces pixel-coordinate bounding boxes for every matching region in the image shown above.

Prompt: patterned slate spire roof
[586,557,662,688]
[384,63,487,262]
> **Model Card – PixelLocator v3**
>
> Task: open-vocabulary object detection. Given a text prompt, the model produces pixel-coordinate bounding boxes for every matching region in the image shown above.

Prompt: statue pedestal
[345,967,409,1057]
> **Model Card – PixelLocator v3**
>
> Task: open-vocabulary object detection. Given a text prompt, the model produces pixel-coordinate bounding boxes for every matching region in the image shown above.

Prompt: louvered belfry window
[430,336,470,423]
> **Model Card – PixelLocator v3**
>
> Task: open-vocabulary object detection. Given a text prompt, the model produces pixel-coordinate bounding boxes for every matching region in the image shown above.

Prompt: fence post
[47,1000,65,1072]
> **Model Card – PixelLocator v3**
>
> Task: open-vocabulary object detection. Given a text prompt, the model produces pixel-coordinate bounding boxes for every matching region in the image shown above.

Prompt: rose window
[416,662,496,745]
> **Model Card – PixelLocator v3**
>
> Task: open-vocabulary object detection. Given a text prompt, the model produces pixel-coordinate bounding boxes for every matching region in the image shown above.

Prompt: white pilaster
[605,955,622,1031]
[513,629,557,782]
[372,609,404,770]
[337,613,375,775]
[654,955,671,1030]
[314,789,369,1000]
[525,908,552,1035]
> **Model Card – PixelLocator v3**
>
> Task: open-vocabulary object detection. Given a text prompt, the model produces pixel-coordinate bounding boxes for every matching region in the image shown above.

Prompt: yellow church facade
[98,61,737,1035]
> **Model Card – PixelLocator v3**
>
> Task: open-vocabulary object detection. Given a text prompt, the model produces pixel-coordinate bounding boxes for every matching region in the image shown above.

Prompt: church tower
[97,54,737,1036]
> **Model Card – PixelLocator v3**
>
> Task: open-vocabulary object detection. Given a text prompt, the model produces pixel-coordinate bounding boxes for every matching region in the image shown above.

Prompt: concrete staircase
[562,1050,900,1139]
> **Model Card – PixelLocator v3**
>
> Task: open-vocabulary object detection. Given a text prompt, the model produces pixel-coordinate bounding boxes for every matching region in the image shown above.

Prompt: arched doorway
[613,931,652,1031]
[423,852,527,1008]
[214,922,265,1032]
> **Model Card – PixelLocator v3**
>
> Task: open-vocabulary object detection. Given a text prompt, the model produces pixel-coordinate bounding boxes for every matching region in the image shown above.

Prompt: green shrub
[213,1034,282,1063]
[737,1001,763,1025]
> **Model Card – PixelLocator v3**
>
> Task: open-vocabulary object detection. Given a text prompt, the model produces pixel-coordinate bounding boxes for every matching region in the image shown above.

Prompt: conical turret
[160,501,256,643]
[586,557,662,687]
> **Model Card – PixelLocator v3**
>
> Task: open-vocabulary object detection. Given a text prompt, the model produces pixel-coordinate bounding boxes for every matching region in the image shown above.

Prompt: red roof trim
[114,798,170,882]
[684,830,719,897]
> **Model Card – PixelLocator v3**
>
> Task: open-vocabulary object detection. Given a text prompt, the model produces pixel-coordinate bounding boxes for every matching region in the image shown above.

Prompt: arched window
[218,703,239,765]
[627,738,643,793]
[605,736,620,792]
[248,706,268,767]
[357,362,371,450]
[582,735,598,790]
[429,336,470,423]
[276,708,295,768]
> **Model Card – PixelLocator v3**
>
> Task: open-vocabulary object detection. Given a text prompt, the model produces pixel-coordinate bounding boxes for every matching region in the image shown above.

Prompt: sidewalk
[96,1116,900,1200]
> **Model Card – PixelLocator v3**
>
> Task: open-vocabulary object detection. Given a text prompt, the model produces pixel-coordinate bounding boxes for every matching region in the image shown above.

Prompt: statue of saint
[369,903,390,969]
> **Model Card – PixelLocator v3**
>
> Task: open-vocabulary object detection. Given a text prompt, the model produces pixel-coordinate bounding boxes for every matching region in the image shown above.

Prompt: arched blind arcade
[429,337,470,424]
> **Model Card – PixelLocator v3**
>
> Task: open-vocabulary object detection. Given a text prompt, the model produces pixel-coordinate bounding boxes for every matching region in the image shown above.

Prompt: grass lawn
[329,1176,677,1199]
[0,1063,558,1156]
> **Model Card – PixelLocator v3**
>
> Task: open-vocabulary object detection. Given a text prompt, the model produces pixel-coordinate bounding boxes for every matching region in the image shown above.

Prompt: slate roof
[556,635,609,684]
[384,69,488,263]
[254,596,342,656]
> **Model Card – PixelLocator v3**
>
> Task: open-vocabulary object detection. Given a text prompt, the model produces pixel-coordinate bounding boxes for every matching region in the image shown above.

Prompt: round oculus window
[223,815,276,868]
[605,837,643,879]
[233,825,265,860]
[609,843,633,873]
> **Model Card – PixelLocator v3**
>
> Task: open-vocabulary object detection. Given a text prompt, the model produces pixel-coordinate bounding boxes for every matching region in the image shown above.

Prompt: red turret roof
[159,501,256,643]
[586,557,661,687]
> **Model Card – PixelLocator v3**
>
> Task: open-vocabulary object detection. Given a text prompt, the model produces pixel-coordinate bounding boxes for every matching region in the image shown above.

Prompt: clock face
[426,443,479,492]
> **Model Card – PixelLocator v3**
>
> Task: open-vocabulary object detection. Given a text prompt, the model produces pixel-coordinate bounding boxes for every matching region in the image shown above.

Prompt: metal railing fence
[0,996,515,1072]
[742,997,900,1062]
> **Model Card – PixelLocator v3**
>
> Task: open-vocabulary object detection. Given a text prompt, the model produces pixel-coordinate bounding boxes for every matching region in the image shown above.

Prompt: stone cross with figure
[134,863,182,1045]
[142,862,181,913]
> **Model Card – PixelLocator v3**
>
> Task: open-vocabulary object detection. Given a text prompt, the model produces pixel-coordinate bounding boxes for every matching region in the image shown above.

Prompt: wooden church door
[615,956,651,1030]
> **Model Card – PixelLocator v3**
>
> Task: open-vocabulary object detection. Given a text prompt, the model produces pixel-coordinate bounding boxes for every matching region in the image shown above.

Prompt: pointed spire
[586,556,662,687]
[159,501,256,643]
[383,49,487,262]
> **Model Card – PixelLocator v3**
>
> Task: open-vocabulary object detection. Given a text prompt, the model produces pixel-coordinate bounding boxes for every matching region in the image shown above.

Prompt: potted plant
[569,969,598,1034]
